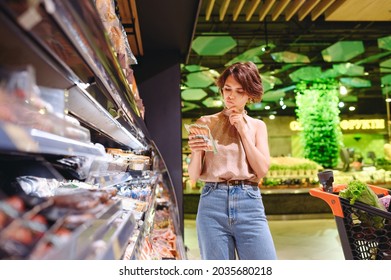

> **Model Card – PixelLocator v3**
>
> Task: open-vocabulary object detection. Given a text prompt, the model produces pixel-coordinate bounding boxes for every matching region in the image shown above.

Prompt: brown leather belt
[206,180,259,187]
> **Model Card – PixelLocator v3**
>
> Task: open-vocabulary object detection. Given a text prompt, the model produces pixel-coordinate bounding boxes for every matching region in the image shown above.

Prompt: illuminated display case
[0,1,186,260]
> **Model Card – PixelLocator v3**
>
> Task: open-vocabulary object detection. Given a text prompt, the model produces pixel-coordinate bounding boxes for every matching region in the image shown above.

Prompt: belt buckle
[228,180,241,186]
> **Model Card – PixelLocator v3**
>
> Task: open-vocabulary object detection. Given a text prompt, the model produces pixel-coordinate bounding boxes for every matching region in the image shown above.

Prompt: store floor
[184,215,345,260]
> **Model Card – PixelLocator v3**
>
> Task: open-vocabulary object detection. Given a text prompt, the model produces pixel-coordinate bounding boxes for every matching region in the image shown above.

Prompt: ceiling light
[269,115,275,120]
[213,100,223,106]
[338,101,345,108]
[247,102,263,111]
[265,105,271,110]
[77,82,90,90]
[202,97,224,108]
[339,85,348,95]
[261,45,271,53]
[385,98,391,103]
[281,104,287,110]
[349,106,356,111]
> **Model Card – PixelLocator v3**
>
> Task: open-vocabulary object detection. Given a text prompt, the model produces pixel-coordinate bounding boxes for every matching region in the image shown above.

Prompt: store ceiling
[181,0,391,119]
[130,0,391,120]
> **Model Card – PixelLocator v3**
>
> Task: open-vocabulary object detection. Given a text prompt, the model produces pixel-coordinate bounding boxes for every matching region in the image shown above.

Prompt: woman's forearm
[237,120,271,179]
[240,133,270,178]
[188,151,205,181]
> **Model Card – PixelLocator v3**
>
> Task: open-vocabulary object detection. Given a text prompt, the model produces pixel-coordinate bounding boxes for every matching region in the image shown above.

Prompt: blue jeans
[196,182,277,260]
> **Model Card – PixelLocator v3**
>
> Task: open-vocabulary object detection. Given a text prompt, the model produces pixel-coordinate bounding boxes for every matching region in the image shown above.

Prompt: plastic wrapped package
[0,65,42,108]
[38,86,68,119]
[16,176,60,197]
[95,0,126,53]
[0,66,91,143]
[184,123,218,153]
[94,0,137,67]
[0,187,127,260]
[120,23,137,66]
[106,148,151,171]
[54,156,94,181]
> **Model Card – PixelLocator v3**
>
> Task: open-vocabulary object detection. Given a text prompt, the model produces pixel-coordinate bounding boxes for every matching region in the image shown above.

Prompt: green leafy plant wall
[295,79,342,168]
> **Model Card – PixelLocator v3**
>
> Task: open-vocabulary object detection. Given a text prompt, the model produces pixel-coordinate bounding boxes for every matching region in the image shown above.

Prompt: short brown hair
[216,62,263,102]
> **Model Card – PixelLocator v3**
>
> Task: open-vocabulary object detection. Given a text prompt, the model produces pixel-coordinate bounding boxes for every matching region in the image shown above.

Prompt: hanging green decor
[295,79,342,168]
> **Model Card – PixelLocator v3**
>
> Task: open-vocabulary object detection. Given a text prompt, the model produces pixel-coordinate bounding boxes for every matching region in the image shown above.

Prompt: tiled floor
[184,216,345,260]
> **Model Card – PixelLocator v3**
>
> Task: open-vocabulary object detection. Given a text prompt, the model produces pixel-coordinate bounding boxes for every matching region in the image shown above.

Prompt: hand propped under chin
[226,107,247,131]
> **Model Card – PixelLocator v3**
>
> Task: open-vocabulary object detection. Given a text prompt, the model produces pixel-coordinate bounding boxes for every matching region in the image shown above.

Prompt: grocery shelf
[88,209,137,260]
[28,199,135,260]
[0,121,105,157]
[0,6,76,89]
[0,1,147,151]
[130,182,158,260]
[0,0,186,260]
[46,0,148,138]
[68,85,147,150]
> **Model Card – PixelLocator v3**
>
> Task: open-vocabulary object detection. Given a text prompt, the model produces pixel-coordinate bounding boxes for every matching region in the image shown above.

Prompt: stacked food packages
[0,145,181,259]
[106,148,151,171]
[0,173,181,259]
[0,182,122,259]
[94,0,145,118]
[123,185,179,260]
[0,65,91,142]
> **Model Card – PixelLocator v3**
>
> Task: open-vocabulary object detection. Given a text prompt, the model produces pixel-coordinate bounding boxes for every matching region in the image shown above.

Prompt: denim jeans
[196,182,277,260]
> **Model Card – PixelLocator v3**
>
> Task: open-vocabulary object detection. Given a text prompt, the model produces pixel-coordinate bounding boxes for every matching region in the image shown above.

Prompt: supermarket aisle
[184,217,345,260]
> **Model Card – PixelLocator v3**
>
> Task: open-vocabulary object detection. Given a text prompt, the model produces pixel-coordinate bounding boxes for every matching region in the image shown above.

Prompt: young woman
[187,61,277,260]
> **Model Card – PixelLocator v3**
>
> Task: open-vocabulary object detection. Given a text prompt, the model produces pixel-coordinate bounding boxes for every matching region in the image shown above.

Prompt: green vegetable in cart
[339,180,386,228]
[340,180,386,210]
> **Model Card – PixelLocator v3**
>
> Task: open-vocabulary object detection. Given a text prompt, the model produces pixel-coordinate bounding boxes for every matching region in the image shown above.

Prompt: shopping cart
[310,184,391,260]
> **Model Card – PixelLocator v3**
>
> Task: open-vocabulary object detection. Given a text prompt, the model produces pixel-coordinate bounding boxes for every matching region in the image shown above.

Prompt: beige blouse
[197,109,258,183]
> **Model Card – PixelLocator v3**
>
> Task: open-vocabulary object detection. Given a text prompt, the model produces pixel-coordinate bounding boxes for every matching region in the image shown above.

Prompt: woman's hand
[188,133,209,152]
[187,133,206,181]
[227,108,248,134]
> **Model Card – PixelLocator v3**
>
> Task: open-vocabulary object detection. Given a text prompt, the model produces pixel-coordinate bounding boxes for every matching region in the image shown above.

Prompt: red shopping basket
[310,184,391,260]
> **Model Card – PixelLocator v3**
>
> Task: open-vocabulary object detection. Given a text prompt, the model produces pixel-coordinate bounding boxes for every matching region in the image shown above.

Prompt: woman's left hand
[227,108,247,134]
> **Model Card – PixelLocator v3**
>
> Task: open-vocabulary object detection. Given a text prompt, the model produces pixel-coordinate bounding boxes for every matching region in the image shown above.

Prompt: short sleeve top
[197,110,259,183]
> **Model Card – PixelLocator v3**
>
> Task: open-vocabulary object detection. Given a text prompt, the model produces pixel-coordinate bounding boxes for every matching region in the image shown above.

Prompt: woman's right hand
[188,133,208,152]
[187,133,206,181]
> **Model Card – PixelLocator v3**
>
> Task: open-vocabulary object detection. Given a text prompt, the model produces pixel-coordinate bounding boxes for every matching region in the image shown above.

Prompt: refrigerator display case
[0,0,185,260]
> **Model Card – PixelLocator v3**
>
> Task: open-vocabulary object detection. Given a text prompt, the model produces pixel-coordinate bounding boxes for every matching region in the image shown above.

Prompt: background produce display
[261,157,322,188]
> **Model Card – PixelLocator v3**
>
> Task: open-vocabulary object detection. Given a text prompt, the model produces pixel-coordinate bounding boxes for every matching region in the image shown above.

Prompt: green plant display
[295,79,342,168]
[376,157,391,171]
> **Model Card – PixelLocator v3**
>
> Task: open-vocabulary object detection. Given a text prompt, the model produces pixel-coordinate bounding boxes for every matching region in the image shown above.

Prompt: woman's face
[222,75,250,110]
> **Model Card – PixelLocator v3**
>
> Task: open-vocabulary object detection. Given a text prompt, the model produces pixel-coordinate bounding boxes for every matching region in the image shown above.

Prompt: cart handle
[309,184,389,218]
